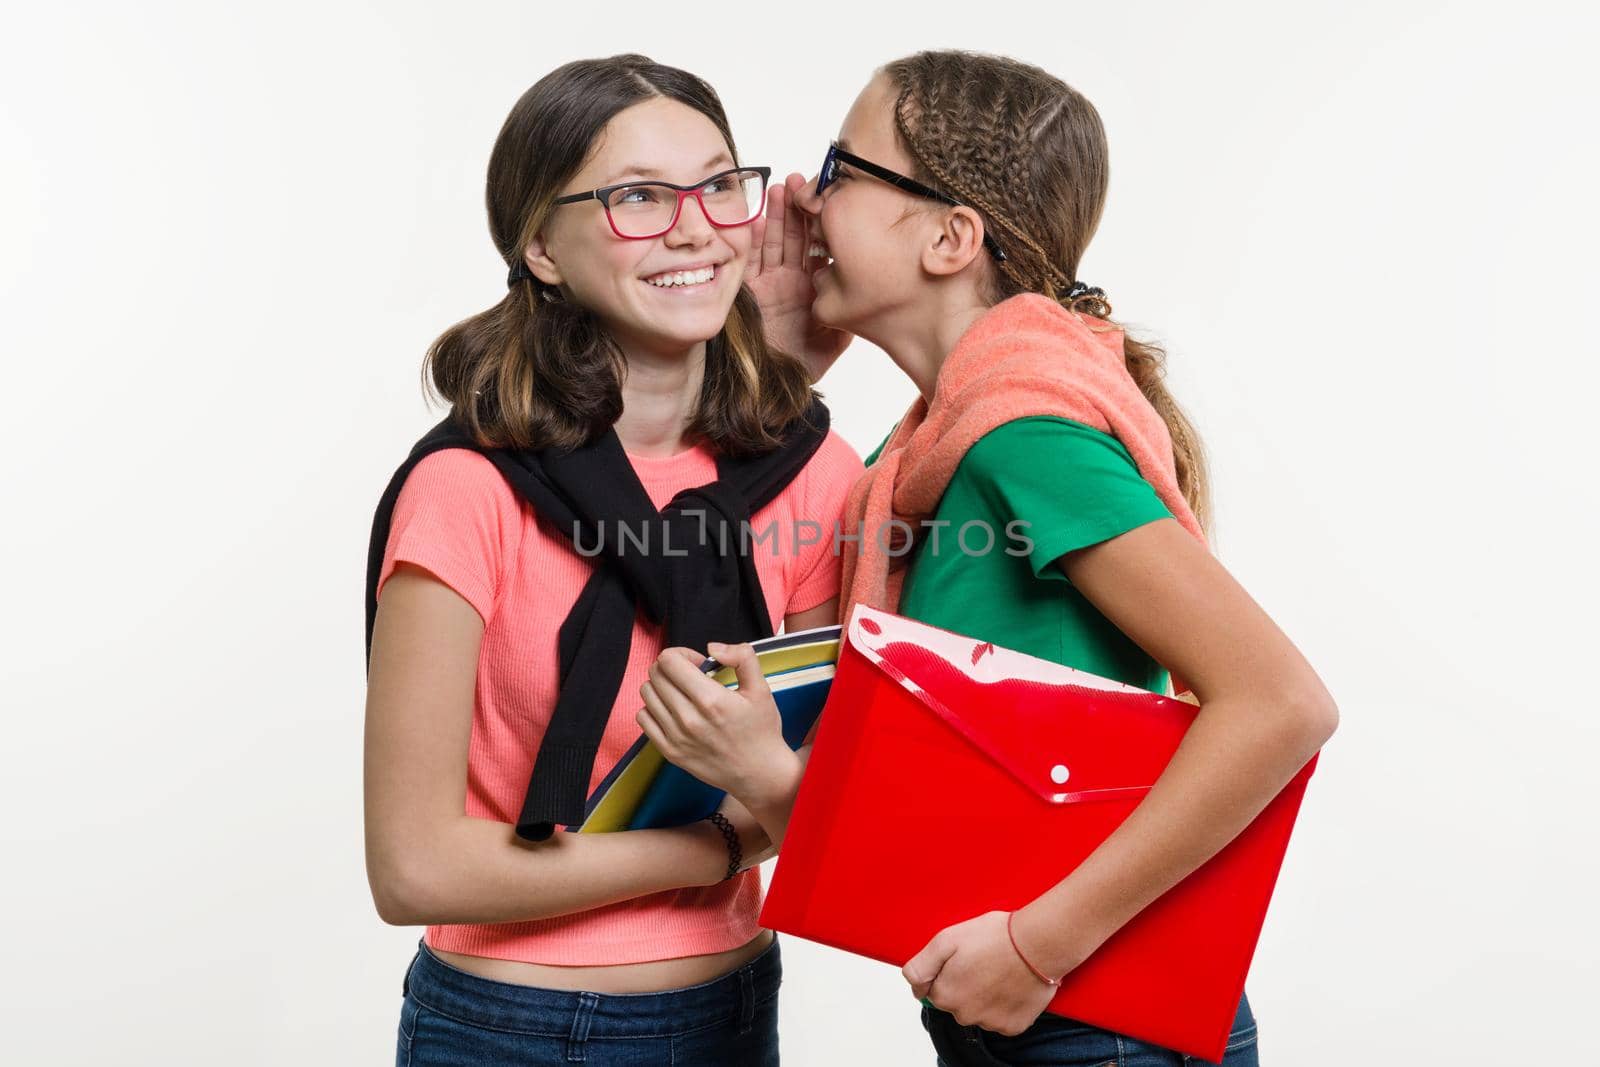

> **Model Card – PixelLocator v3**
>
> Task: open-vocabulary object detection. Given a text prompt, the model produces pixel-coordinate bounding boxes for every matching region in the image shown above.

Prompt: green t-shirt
[866,416,1175,693]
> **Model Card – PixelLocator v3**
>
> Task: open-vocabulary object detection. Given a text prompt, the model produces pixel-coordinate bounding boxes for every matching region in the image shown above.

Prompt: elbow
[1288,681,1339,751]
[368,851,442,927]
[371,881,422,927]
[1317,697,1340,742]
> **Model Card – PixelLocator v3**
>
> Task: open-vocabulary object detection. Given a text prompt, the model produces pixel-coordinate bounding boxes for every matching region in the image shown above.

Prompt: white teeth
[807,243,829,258]
[646,266,716,287]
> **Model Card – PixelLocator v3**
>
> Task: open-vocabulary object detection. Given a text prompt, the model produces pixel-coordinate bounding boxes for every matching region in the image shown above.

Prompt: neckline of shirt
[623,442,715,479]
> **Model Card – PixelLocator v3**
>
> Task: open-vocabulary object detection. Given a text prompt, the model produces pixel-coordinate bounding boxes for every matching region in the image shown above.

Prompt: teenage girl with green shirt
[633,50,1338,1066]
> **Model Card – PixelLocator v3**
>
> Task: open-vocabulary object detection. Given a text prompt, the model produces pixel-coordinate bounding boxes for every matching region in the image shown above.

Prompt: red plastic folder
[759,604,1319,1064]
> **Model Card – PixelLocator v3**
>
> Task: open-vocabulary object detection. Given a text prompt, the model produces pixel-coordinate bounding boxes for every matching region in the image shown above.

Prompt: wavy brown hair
[421,54,816,456]
[881,50,1212,534]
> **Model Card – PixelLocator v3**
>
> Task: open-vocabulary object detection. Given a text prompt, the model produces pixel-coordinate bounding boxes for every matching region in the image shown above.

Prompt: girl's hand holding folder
[904,909,1091,1037]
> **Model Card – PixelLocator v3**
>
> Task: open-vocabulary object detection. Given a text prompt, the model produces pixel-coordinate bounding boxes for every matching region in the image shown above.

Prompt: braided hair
[882,50,1210,533]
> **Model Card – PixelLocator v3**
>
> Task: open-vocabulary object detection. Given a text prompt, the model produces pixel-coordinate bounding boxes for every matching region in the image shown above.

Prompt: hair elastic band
[507,260,533,288]
[1063,280,1105,301]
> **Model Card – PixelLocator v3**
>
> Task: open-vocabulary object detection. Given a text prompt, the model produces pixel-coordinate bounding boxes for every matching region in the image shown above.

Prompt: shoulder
[407,446,506,484]
[959,416,1138,484]
[808,430,866,482]
[398,448,519,514]
[390,447,526,552]
[947,416,1172,571]
[774,429,865,512]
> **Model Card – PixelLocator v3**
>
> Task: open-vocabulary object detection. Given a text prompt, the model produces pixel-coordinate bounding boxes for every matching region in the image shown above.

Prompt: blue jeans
[395,935,782,1066]
[922,989,1259,1067]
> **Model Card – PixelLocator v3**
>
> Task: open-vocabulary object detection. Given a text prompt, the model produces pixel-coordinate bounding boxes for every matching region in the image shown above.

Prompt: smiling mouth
[643,264,720,289]
[807,238,833,266]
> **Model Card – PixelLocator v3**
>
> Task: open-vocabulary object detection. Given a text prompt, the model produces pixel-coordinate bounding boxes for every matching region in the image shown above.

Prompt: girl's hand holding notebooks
[580,626,839,834]
[639,642,804,814]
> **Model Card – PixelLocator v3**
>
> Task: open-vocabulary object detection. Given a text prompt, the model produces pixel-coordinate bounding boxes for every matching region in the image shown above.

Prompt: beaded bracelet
[1006,910,1061,987]
[704,812,742,882]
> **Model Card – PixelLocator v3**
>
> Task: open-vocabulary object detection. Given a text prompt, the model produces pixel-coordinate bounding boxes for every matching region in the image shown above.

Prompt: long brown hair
[881,50,1212,533]
[422,54,816,455]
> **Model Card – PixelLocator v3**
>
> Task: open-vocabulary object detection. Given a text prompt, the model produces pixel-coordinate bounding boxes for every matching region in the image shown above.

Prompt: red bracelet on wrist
[1006,910,1061,987]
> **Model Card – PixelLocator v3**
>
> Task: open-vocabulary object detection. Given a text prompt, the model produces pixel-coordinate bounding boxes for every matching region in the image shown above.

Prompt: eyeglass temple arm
[828,147,1006,262]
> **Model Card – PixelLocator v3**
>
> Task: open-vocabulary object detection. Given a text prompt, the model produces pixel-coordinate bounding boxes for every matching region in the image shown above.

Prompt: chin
[634,309,731,352]
[676,306,735,344]
[812,287,853,334]
[614,299,732,348]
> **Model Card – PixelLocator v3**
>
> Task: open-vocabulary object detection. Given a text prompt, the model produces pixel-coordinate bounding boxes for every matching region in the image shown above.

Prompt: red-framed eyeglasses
[551,166,773,240]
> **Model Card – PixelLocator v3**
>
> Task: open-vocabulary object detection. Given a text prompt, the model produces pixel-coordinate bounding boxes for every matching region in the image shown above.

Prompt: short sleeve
[787,431,866,613]
[376,448,521,626]
[955,417,1173,581]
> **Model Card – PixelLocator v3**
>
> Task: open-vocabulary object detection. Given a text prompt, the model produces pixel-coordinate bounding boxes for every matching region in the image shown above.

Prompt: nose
[663,192,715,246]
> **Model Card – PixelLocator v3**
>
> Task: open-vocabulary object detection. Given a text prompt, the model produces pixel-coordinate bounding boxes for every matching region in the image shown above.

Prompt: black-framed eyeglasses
[816,143,1008,263]
[551,166,772,240]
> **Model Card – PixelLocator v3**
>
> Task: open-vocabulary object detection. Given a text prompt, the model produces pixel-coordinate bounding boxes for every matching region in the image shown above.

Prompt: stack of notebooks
[574,625,843,833]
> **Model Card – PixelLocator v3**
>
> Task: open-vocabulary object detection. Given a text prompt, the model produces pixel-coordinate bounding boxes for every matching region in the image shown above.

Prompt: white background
[3,1,1596,1063]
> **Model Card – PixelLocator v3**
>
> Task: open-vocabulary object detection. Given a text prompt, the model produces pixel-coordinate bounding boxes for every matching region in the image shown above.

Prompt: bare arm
[729,741,811,851]
[1008,519,1339,975]
[781,597,840,639]
[363,563,763,927]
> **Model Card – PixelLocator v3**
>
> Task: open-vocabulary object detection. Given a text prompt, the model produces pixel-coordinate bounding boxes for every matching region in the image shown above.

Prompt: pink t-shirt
[375,430,864,965]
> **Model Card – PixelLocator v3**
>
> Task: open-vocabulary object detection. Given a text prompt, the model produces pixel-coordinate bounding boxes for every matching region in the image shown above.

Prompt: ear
[524,231,564,287]
[920,205,987,279]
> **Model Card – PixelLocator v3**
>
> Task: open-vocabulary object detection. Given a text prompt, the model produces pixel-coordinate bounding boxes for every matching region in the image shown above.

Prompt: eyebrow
[599,152,735,187]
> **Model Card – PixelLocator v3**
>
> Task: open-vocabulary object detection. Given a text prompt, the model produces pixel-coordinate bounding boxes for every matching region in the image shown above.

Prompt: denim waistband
[402,935,782,1039]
